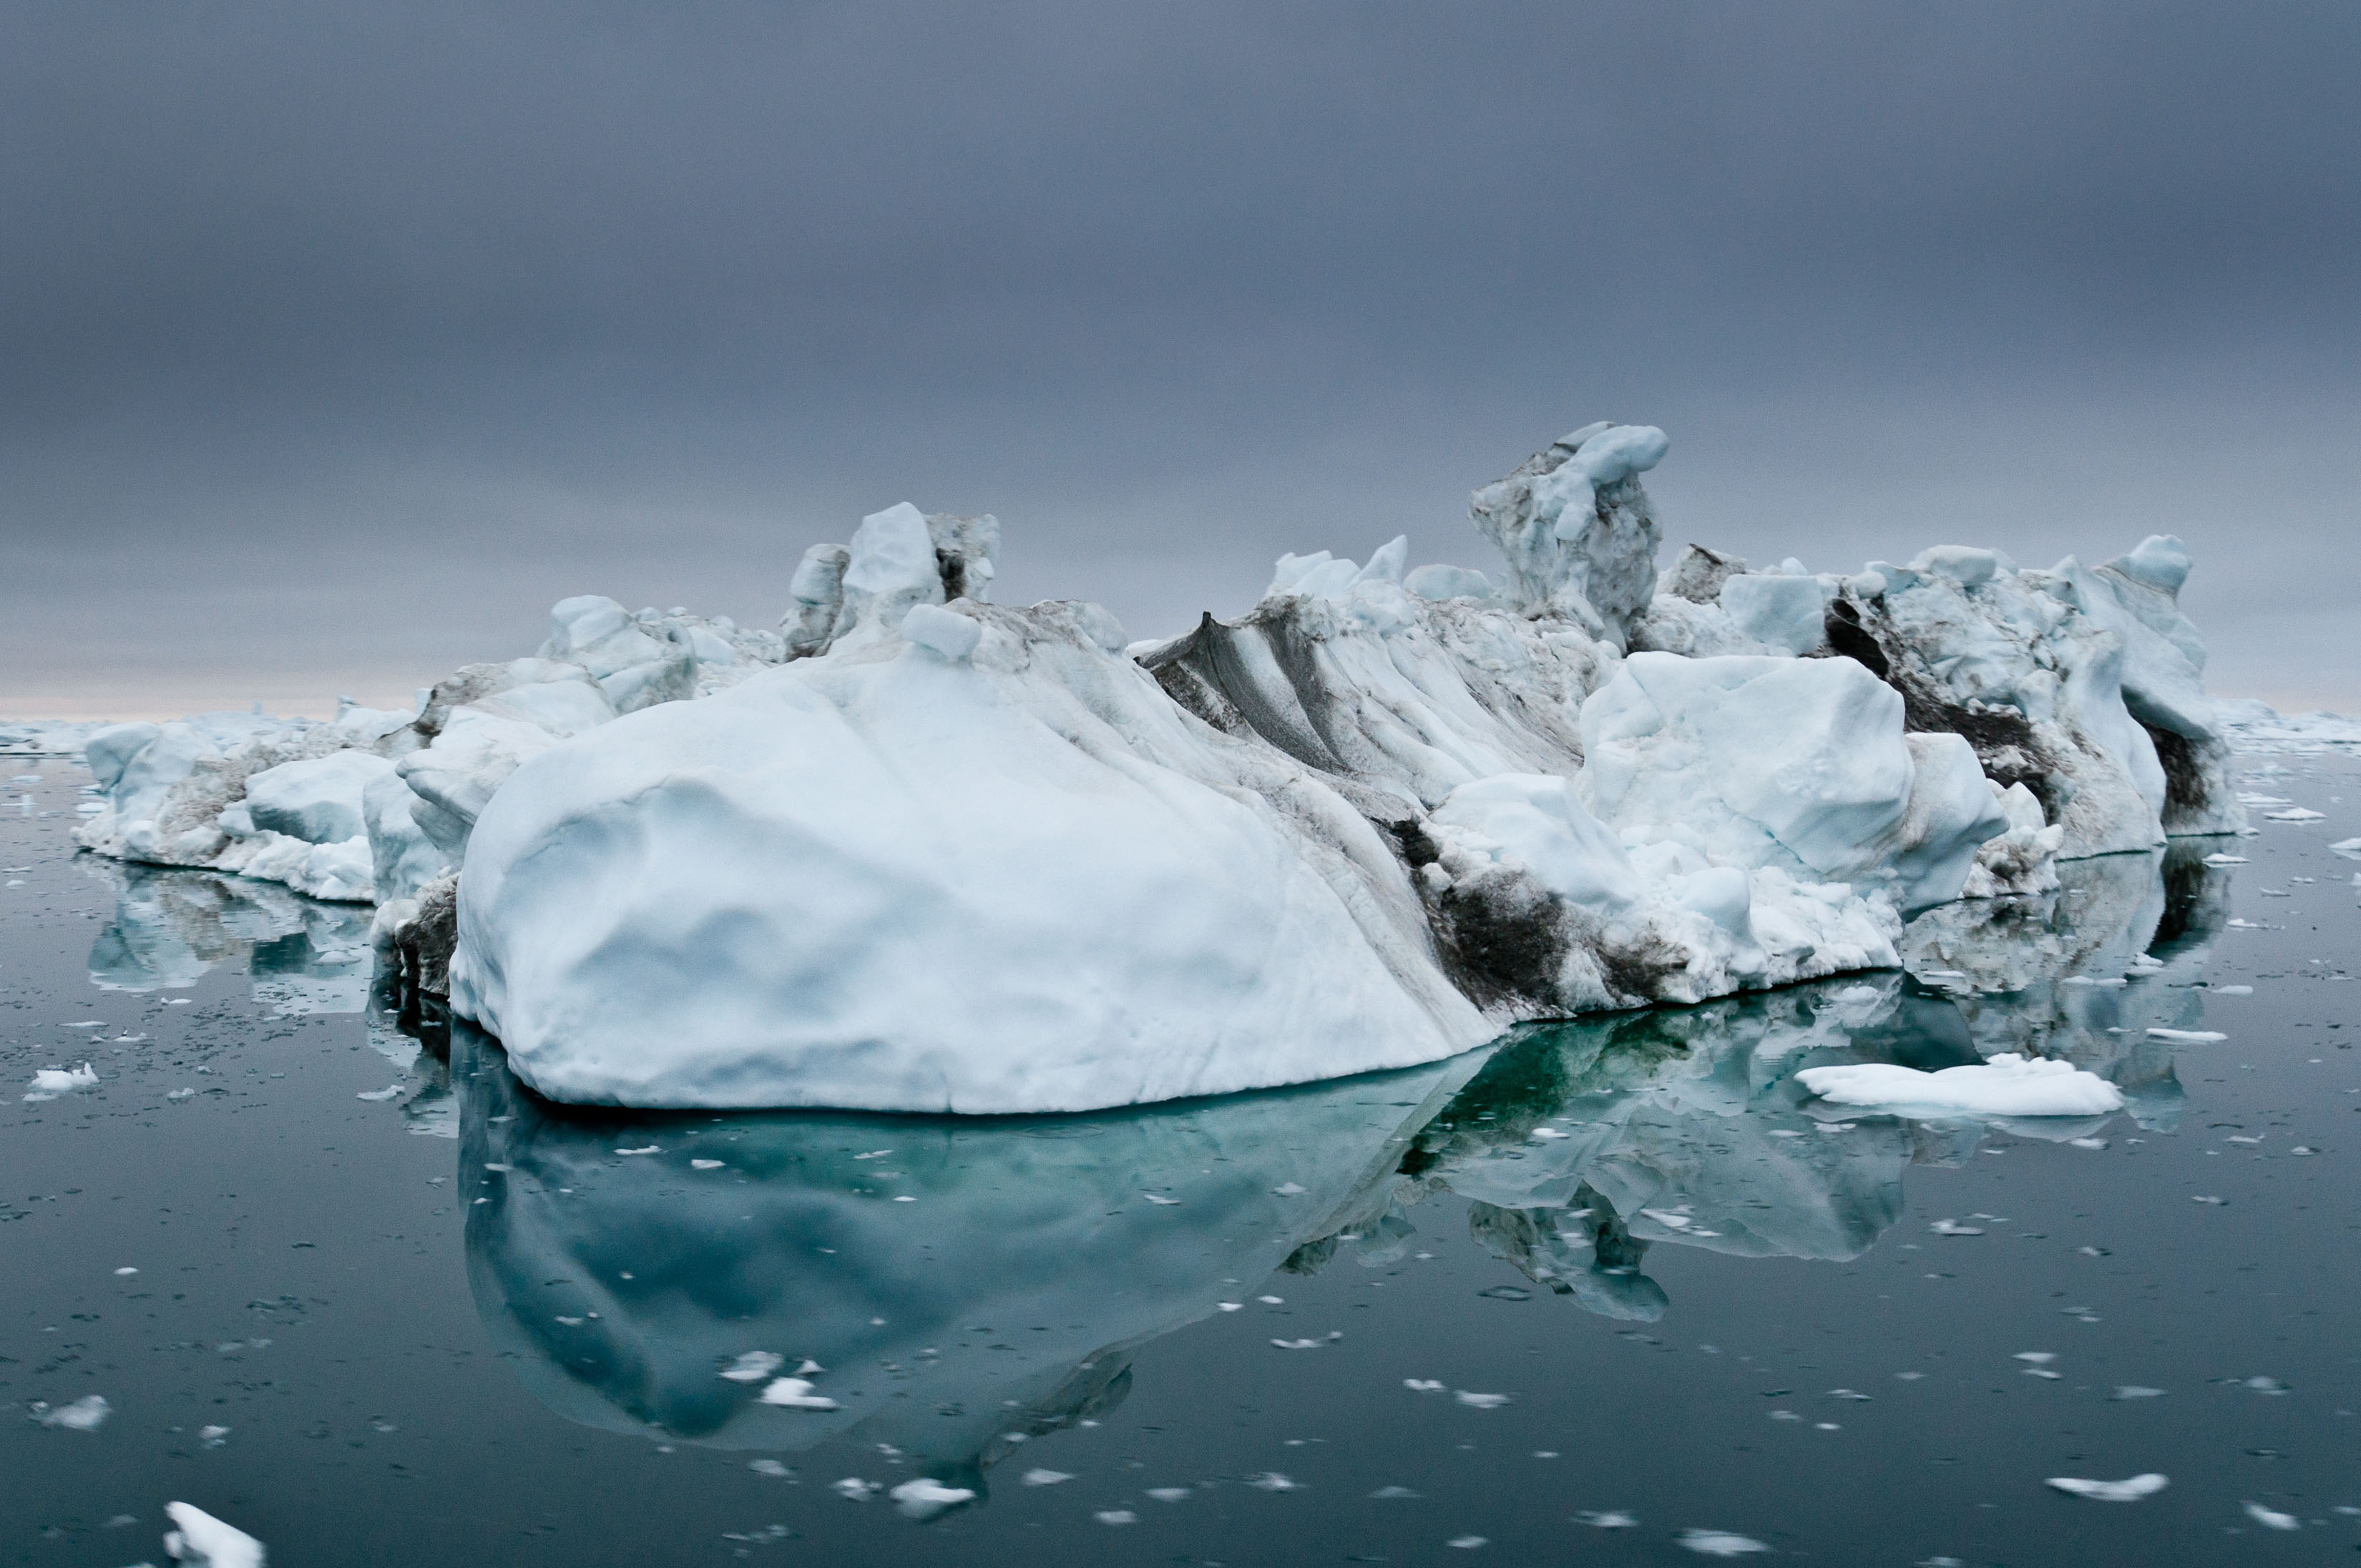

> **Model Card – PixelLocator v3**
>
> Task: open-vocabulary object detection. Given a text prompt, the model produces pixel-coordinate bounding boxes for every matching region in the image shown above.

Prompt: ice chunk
[719,1351,783,1383]
[887,1477,974,1519]
[33,1393,110,1429]
[1797,1054,2124,1117]
[2046,1474,2167,1502]
[241,751,395,844]
[1470,423,1668,642]
[2242,1501,2299,1531]
[1678,1529,1771,1556]
[162,1500,265,1566]
[758,1378,841,1410]
[26,1062,99,1097]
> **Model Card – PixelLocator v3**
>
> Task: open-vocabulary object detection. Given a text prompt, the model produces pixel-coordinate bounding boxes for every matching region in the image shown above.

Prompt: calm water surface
[5,755,2359,1565]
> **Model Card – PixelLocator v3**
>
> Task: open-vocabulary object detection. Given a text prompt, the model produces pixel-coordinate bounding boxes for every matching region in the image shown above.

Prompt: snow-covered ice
[1796,1054,2125,1117]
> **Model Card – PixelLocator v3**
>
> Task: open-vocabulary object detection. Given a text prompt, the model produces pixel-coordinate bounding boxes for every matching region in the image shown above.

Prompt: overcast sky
[4,1,2355,717]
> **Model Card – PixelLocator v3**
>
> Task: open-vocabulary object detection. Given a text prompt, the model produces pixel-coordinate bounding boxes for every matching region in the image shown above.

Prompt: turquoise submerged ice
[64,425,2259,1112]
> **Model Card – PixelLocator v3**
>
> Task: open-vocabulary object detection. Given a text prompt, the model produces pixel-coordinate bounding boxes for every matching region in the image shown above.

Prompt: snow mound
[1796,1052,2124,1117]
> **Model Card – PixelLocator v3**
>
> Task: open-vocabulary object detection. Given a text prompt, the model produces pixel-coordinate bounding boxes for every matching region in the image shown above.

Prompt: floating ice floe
[1796,1054,2125,1117]
[888,1477,974,1520]
[162,1500,265,1567]
[2243,1501,2300,1531]
[31,1394,111,1430]
[1678,1529,1771,1556]
[2047,1474,2169,1502]
[25,1062,99,1099]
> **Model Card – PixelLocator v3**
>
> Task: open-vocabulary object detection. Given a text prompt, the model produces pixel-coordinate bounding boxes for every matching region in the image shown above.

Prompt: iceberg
[44,420,2274,1112]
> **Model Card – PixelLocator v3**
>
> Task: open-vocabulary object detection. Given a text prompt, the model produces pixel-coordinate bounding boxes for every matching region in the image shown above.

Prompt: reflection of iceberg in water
[453,1023,1480,1491]
[439,846,2238,1486]
[86,858,374,1014]
[82,858,456,1131]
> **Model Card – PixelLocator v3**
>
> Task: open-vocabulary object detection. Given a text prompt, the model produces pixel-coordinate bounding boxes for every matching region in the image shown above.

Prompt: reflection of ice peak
[454,1024,1480,1479]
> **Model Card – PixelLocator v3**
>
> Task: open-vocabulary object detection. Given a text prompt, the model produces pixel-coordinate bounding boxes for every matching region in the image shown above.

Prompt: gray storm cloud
[3,2,2356,713]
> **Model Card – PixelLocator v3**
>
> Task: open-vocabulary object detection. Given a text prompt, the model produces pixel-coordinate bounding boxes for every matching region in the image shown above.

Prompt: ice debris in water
[25,1062,99,1099]
[162,1501,265,1567]
[1576,1511,1638,1528]
[1020,1469,1072,1486]
[1246,1473,1299,1491]
[691,1158,725,1170]
[1404,1379,1446,1393]
[747,1459,791,1477]
[831,1479,878,1501]
[1455,1391,1510,1408]
[31,1394,111,1431]
[1679,1529,1771,1556]
[719,1351,783,1383]
[1447,1535,1489,1549]
[888,1478,974,1520]
[2111,1386,2166,1400]
[2047,1474,2169,1502]
[1146,1487,1191,1501]
[2243,1501,2300,1531]
[2146,1028,2226,1043]
[758,1378,839,1410]
[1095,1509,1138,1526]
[1796,1054,2123,1117]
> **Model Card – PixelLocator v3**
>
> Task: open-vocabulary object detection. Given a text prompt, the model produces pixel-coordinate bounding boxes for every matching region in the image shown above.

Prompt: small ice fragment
[614,1145,659,1156]
[2112,1386,2166,1400]
[64,1020,106,1028]
[2265,808,2326,821]
[2015,1352,2056,1365]
[27,1063,99,1096]
[1404,1379,1445,1393]
[832,1478,878,1501]
[1246,1473,1299,1491]
[1372,1486,1422,1499]
[163,1500,265,1567]
[1447,1536,1488,1549]
[1217,1302,1243,1312]
[355,1086,403,1102]
[167,1088,196,1100]
[1930,1220,1984,1236]
[1272,1182,1306,1196]
[2191,1195,2226,1205]
[889,1477,974,1519]
[1576,1510,1638,1527]
[1146,1487,1191,1501]
[720,1351,783,1383]
[2211,984,2254,994]
[893,1195,916,1202]
[796,1359,822,1375]
[1678,1529,1771,1556]
[2243,1376,2290,1394]
[1095,1510,1138,1525]
[2204,854,2249,866]
[2068,1137,2108,1150]
[2243,1501,2300,1531]
[199,1425,230,1447]
[2046,1474,2168,1502]
[1020,1469,1072,1486]
[1828,1389,1872,1401]
[33,1394,110,1431]
[760,1378,840,1410]
[1271,1338,1323,1350]
[1531,1127,1569,1140]
[115,1266,138,1276]
[2146,1028,2226,1043]
[691,1159,725,1170]
[1143,1193,1180,1205]
[748,1459,791,1476]
[1258,1295,1284,1304]
[1455,1391,1510,1408]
